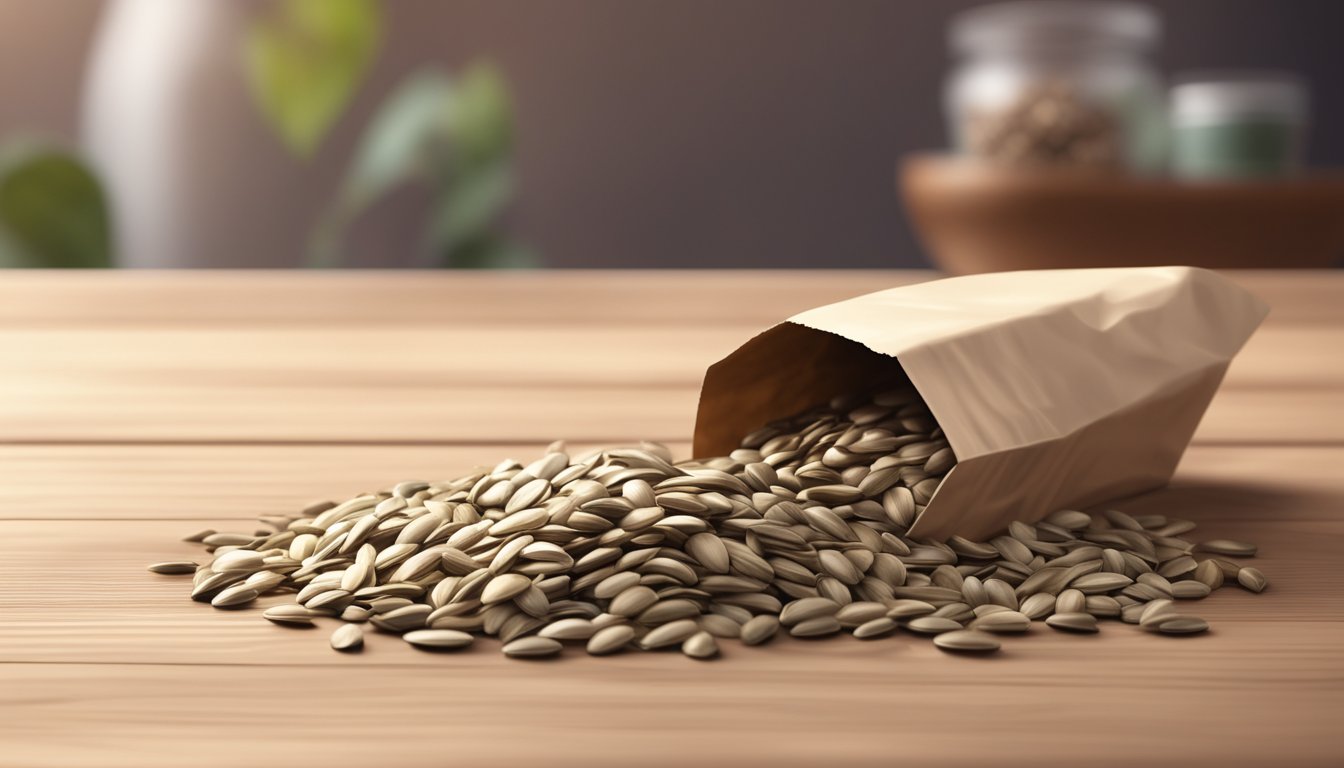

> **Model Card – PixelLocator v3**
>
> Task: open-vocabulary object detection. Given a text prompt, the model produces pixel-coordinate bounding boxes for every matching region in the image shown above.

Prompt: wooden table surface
[1,270,1341,767]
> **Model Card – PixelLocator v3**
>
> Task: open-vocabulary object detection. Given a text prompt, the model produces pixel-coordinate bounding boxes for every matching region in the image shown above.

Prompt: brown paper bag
[693,267,1267,541]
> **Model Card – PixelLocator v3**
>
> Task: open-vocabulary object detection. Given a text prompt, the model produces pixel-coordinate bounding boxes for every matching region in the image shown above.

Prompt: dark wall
[376,0,1344,268]
[2,1,1341,268]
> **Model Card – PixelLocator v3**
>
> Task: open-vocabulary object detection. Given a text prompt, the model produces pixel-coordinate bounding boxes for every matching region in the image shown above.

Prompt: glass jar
[1170,74,1308,179]
[945,1,1166,172]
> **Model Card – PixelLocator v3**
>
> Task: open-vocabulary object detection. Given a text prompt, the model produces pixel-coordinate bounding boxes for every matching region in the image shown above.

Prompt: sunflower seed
[779,597,841,626]
[1045,612,1098,633]
[1143,614,1209,635]
[969,610,1030,633]
[263,604,317,626]
[933,630,1000,653]
[1237,567,1268,593]
[586,625,636,655]
[210,585,258,608]
[610,586,659,617]
[1019,593,1056,620]
[502,636,563,658]
[147,561,198,575]
[1172,581,1212,600]
[1197,539,1257,557]
[639,619,700,649]
[330,624,363,652]
[904,616,963,635]
[740,615,781,646]
[1194,560,1224,589]
[682,631,719,659]
[538,618,597,641]
[162,389,1265,660]
[852,617,898,639]
[1055,589,1086,614]
[790,616,842,637]
[403,629,475,650]
[481,573,532,604]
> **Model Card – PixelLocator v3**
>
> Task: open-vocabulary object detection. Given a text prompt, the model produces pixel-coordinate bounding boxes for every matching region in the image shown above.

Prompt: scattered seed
[740,616,781,646]
[330,624,363,652]
[1237,567,1268,593]
[789,616,842,638]
[403,629,475,650]
[262,604,317,626]
[587,625,636,655]
[853,617,898,639]
[933,630,1000,653]
[147,561,198,575]
[1172,581,1212,600]
[1198,539,1258,557]
[157,389,1265,661]
[904,616,964,635]
[1045,612,1098,633]
[640,619,700,649]
[969,610,1031,633]
[779,597,841,626]
[210,585,258,609]
[502,636,563,659]
[682,631,719,659]
[1143,615,1209,635]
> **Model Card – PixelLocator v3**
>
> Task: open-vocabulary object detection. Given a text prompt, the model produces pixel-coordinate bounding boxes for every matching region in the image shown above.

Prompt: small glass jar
[945,1,1166,172]
[1169,74,1308,180]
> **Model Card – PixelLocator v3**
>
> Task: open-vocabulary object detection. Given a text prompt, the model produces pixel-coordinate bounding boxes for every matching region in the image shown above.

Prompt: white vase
[81,0,324,268]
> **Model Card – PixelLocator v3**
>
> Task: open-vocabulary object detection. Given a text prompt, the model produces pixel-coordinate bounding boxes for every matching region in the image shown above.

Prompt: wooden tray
[900,155,1344,273]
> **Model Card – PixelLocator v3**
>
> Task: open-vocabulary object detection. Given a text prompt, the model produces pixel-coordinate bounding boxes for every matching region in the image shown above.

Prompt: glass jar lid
[951,1,1160,56]
[1171,73,1308,126]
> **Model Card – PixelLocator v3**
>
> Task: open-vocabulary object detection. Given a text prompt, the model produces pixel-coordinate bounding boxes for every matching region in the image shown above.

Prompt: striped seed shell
[739,616,780,646]
[933,630,1000,653]
[330,624,364,652]
[586,625,636,655]
[502,636,563,658]
[1045,612,1098,633]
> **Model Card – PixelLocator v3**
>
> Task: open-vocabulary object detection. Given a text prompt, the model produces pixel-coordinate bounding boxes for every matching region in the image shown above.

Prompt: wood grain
[0,513,1335,665]
[1,333,1340,443]
[0,270,1339,768]
[0,270,1336,325]
[3,629,1342,768]
[0,443,1338,521]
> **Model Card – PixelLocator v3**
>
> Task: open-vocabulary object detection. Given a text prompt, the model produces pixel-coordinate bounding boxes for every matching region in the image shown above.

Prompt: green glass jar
[1170,75,1307,180]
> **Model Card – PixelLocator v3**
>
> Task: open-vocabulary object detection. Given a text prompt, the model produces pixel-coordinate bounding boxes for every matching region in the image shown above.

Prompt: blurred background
[0,0,1341,269]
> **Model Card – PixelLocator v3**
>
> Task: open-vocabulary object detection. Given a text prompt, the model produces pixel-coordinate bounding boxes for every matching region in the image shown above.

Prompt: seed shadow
[1090,477,1313,525]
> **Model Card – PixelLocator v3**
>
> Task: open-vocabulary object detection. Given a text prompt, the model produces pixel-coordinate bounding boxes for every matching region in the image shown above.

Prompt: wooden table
[1,271,1340,767]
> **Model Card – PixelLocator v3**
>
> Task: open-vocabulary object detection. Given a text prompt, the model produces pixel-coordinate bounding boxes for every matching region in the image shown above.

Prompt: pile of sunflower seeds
[150,388,1266,659]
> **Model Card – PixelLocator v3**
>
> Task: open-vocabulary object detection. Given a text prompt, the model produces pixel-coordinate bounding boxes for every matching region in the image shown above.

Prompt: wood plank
[0,375,1336,443]
[3,322,1340,390]
[0,270,1336,326]
[0,271,928,327]
[0,442,689,520]
[2,635,1341,768]
[0,272,1335,444]
[0,515,1330,665]
[0,270,1339,767]
[1,444,1339,522]
[1,445,1340,664]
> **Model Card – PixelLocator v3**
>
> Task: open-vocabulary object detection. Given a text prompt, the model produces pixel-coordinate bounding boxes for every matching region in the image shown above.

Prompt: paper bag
[692,267,1267,541]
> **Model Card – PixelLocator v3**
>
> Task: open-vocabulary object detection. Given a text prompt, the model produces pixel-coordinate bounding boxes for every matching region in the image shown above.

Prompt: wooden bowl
[900,155,1344,273]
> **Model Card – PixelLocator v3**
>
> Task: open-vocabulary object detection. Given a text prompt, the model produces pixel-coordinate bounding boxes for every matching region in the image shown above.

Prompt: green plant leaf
[425,160,514,257]
[450,64,513,171]
[335,71,457,215]
[244,0,382,158]
[0,144,111,268]
[444,236,539,270]
[313,62,527,269]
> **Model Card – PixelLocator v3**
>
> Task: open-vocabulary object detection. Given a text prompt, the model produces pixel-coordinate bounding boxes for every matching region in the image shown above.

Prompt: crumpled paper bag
[692,267,1267,540]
